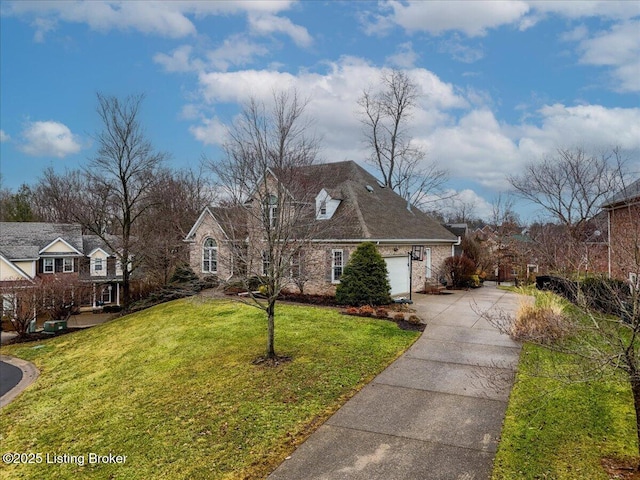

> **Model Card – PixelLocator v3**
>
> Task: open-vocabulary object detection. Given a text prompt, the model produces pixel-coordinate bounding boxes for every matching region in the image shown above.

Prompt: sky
[1,0,639,221]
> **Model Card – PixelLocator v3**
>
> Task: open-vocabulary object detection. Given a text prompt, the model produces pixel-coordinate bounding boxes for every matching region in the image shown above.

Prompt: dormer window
[316,189,340,220]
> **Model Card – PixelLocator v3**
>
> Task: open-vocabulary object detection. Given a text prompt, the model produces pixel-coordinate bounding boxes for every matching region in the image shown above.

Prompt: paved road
[0,361,23,397]
[269,286,522,480]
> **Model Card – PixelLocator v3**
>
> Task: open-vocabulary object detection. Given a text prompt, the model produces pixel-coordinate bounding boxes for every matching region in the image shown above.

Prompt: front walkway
[269,286,522,480]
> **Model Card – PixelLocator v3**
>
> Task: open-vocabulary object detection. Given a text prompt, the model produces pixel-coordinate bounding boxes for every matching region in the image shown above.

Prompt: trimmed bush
[335,242,392,306]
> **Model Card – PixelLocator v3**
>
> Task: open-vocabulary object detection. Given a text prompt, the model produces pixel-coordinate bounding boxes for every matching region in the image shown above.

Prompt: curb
[0,355,39,409]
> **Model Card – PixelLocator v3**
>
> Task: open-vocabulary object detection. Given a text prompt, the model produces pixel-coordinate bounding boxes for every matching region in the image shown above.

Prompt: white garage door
[384,256,410,296]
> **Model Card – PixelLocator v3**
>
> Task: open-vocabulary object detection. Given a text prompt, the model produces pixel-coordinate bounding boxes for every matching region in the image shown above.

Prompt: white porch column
[116,283,120,306]
[92,283,96,308]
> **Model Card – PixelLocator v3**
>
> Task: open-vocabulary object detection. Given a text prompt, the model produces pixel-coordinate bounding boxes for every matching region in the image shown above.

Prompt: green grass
[0,298,418,480]
[492,291,638,479]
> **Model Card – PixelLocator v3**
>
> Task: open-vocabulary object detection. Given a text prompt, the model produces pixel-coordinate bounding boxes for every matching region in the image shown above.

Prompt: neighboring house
[601,178,640,286]
[473,226,541,283]
[185,160,458,296]
[0,222,124,309]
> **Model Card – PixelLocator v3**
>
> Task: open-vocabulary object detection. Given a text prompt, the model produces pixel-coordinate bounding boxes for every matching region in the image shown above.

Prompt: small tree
[208,89,321,362]
[336,242,392,306]
[442,255,477,288]
[1,280,42,337]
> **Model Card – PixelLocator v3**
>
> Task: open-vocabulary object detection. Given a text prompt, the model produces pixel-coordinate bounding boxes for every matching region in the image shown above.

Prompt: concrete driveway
[269,286,522,480]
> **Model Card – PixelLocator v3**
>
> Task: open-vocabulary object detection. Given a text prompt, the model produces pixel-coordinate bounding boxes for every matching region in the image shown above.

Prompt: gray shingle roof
[290,161,457,242]
[0,222,84,259]
[602,178,640,208]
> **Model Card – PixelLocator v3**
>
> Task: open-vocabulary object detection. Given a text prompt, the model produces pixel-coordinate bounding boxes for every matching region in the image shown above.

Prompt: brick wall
[609,203,640,280]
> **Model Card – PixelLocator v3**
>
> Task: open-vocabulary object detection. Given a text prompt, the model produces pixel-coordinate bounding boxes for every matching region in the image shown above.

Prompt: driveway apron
[269,287,522,480]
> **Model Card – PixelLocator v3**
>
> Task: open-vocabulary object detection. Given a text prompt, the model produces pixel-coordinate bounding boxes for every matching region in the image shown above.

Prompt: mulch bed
[601,457,640,479]
[2,328,84,345]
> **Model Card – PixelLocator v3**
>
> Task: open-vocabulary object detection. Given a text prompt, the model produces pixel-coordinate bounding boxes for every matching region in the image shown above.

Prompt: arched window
[202,238,217,273]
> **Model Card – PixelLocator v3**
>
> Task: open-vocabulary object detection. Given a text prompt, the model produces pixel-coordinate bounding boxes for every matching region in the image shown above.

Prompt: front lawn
[492,291,638,479]
[0,298,418,480]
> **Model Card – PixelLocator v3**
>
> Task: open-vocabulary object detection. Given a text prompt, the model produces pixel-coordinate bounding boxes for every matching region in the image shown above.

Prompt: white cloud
[437,34,485,63]
[19,120,82,158]
[153,45,203,73]
[248,12,312,47]
[365,0,639,37]
[6,0,300,40]
[0,130,10,142]
[189,116,228,146]
[187,58,639,193]
[366,0,530,37]
[574,20,640,92]
[386,42,419,68]
[516,103,640,156]
[530,1,639,21]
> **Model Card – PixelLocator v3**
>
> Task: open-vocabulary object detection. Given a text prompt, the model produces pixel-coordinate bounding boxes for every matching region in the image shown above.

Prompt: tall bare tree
[509,147,626,273]
[358,69,448,208]
[141,167,214,286]
[209,89,321,361]
[83,93,167,306]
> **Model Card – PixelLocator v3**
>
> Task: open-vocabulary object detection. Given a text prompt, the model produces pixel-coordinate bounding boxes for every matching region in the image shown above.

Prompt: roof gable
[0,253,33,282]
[40,237,82,255]
[0,223,84,260]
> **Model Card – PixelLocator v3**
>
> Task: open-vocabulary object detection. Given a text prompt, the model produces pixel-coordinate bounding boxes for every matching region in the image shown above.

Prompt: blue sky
[1,1,639,221]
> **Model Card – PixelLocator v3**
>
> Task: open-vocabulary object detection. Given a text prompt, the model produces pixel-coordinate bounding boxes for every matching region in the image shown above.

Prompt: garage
[384,256,410,296]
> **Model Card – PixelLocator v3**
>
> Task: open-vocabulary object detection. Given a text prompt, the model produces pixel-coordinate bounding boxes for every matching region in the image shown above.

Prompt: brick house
[185,161,458,296]
[0,222,125,310]
[601,178,640,286]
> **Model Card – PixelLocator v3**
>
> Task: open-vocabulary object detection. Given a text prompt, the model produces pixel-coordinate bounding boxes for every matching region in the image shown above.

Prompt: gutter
[309,238,458,244]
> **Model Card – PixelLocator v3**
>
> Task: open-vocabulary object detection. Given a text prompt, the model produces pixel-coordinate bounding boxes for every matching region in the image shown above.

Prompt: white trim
[43,257,54,273]
[63,257,74,273]
[185,206,232,242]
[202,238,218,274]
[39,237,82,255]
[88,247,110,258]
[425,247,432,279]
[0,253,34,282]
[331,249,344,284]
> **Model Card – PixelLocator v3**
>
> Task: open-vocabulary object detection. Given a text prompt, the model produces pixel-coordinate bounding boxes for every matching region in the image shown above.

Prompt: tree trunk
[266,300,276,359]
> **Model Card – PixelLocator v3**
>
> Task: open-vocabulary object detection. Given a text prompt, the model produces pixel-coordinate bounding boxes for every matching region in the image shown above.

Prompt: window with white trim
[202,238,217,273]
[332,249,344,283]
[43,258,54,273]
[94,258,103,272]
[63,258,74,273]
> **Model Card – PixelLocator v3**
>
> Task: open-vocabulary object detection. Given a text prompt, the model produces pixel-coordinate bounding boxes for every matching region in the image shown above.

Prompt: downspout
[452,236,461,256]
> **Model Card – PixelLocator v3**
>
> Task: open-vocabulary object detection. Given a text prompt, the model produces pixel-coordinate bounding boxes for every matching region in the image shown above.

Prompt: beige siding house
[0,222,124,308]
[185,161,458,296]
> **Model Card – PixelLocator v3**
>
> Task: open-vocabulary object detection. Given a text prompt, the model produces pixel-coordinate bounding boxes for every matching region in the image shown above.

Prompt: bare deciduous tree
[140,167,214,286]
[358,69,449,209]
[208,89,322,361]
[480,178,640,465]
[34,94,167,307]
[509,147,626,273]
